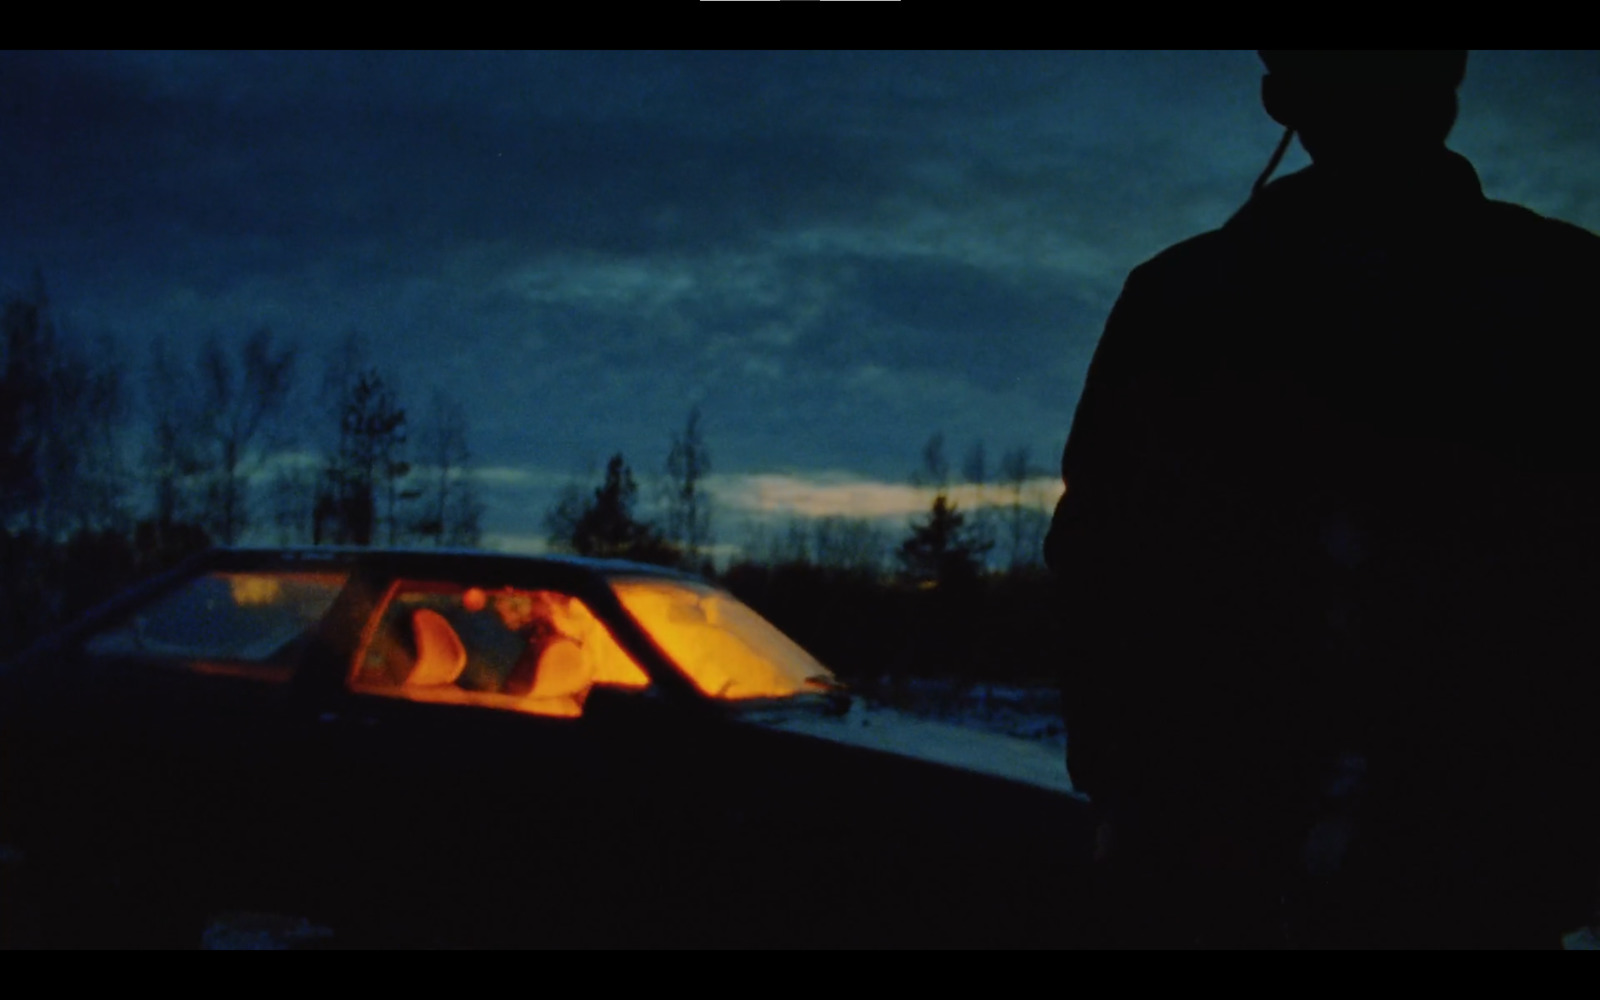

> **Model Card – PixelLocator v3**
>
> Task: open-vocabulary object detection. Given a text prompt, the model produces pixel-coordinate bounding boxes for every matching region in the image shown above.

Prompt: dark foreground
[0,725,1100,949]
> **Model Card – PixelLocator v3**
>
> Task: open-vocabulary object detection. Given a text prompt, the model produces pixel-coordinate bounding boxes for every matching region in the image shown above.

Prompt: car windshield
[82,570,349,664]
[610,577,836,700]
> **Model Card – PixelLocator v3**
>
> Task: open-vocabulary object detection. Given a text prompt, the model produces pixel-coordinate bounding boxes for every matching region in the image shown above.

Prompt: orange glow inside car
[228,574,283,606]
[351,584,649,718]
[610,578,836,700]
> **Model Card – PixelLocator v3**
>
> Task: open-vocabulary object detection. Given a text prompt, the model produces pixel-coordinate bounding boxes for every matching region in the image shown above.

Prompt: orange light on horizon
[723,473,1064,520]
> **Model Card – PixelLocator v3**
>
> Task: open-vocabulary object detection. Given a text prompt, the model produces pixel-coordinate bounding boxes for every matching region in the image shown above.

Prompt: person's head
[1259,50,1467,166]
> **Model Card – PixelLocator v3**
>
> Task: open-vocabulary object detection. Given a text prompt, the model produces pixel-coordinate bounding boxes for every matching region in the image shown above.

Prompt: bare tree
[443,479,484,548]
[62,334,131,535]
[266,462,318,546]
[196,328,297,544]
[961,440,988,488]
[811,516,887,577]
[316,366,407,547]
[1,290,50,525]
[544,481,589,552]
[962,439,997,570]
[999,445,1049,571]
[766,517,812,567]
[663,404,713,567]
[380,417,413,549]
[415,388,482,547]
[144,337,206,532]
[914,431,950,493]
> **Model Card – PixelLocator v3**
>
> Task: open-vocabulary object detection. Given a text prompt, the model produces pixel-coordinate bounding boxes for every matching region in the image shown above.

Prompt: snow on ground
[856,677,1069,749]
[1563,927,1600,950]
[757,679,1081,799]
[201,912,334,950]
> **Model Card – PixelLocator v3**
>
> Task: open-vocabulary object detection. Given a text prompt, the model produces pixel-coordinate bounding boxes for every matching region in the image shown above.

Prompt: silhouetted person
[1046,51,1600,948]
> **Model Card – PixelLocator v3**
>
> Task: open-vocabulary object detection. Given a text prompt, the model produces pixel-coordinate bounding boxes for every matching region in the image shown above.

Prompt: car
[0,547,1094,948]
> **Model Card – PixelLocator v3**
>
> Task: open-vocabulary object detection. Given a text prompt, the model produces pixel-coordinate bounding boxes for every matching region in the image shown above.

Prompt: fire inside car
[351,582,651,717]
[349,576,836,717]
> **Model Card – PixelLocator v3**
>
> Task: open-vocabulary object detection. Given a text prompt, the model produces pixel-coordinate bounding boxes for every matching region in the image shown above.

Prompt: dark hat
[1258,50,1468,91]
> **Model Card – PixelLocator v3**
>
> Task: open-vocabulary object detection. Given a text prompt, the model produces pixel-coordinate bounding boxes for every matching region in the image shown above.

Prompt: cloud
[710,471,1063,521]
[1453,53,1600,233]
[477,532,552,556]
[256,449,322,475]
[468,465,570,488]
[6,50,1594,560]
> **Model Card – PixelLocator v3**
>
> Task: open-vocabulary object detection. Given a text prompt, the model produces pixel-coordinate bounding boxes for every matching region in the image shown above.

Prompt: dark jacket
[1046,151,1600,933]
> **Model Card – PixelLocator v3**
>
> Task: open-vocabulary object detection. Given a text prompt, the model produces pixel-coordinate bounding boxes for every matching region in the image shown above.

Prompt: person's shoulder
[1467,200,1600,317]
[1139,227,1237,275]
[1122,173,1310,295]
[1479,198,1600,263]
[1115,226,1250,310]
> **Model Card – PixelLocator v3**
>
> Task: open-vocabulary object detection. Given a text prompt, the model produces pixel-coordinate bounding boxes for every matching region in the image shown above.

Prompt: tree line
[718,432,1063,690]
[543,405,716,574]
[3,272,1065,686]
[540,410,1055,587]
[0,277,484,656]
[539,417,1065,688]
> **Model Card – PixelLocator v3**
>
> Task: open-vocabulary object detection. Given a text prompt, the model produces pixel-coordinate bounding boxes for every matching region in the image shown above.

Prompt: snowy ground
[201,912,335,950]
[760,679,1079,798]
[860,678,1070,749]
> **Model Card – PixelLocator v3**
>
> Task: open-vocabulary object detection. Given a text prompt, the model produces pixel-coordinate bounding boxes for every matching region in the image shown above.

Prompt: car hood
[740,698,1084,799]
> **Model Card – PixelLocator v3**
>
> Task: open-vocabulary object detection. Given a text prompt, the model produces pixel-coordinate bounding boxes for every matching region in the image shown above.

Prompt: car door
[4,561,354,917]
[292,572,708,946]
[593,573,1091,946]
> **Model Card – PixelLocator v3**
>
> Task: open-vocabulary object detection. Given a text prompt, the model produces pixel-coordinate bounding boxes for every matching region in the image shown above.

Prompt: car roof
[209,546,706,585]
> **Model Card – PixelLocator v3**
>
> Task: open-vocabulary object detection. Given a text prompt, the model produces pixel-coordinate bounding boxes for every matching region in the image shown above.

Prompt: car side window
[350,582,650,717]
[80,570,349,681]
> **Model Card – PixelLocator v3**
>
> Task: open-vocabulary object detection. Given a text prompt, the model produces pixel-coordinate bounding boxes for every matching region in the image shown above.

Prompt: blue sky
[3,51,1596,555]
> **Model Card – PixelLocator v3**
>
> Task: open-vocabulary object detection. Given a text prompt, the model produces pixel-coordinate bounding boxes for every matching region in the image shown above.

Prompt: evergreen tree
[898,494,992,589]
[548,454,676,564]
[901,431,993,588]
[1,277,129,538]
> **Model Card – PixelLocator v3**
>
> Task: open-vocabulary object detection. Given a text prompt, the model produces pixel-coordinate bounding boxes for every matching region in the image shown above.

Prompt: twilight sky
[3,50,1597,556]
